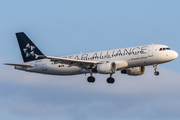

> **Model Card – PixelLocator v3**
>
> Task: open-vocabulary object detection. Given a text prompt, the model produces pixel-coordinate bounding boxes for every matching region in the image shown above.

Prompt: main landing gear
[87,76,95,83]
[87,70,95,83]
[87,73,115,84]
[153,64,159,76]
[107,74,115,84]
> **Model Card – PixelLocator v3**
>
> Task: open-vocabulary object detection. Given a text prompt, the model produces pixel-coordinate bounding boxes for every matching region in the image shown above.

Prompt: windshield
[159,47,171,51]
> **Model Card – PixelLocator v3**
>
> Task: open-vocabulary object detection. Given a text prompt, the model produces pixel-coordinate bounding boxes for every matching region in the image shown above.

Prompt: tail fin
[16,32,44,62]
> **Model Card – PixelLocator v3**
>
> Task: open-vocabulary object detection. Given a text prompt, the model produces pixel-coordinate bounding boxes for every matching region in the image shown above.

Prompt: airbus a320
[5,32,178,84]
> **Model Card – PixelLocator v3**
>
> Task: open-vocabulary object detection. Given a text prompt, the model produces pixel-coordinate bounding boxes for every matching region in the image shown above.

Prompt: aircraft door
[42,60,47,71]
[148,46,153,57]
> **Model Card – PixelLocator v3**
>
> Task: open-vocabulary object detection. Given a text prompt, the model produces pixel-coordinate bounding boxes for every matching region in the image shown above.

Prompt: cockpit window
[166,48,171,50]
[159,47,171,51]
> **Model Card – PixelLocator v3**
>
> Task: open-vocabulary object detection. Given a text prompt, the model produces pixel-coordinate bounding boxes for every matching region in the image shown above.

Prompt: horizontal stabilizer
[4,63,34,67]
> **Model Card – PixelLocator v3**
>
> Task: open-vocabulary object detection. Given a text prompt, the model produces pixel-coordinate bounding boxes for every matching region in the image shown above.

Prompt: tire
[87,76,95,83]
[154,71,159,76]
[107,77,115,84]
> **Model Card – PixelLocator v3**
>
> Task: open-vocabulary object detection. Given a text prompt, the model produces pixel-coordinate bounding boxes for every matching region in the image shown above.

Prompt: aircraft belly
[47,64,82,75]
[59,66,82,75]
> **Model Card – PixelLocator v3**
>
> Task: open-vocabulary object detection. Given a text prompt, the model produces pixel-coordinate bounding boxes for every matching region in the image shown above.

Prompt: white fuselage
[15,44,178,75]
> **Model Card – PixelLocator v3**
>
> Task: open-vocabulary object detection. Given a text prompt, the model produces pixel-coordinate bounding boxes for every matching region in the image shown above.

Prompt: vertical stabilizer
[16,32,44,62]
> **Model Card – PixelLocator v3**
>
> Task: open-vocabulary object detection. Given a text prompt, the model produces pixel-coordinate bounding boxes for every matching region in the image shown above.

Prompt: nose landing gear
[153,64,159,76]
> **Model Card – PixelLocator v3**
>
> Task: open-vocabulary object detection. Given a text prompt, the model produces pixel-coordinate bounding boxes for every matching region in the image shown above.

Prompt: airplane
[5,32,178,84]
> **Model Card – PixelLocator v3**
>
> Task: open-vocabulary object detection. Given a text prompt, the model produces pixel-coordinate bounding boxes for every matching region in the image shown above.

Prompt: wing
[39,55,103,69]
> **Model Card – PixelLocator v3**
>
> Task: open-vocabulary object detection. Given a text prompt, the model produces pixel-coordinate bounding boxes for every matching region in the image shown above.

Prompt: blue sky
[1,0,180,120]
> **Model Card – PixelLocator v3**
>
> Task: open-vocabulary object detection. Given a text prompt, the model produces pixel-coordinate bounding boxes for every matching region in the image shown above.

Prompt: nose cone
[172,51,178,60]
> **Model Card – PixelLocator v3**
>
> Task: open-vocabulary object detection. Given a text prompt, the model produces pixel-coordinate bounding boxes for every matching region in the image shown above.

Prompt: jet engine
[92,62,116,74]
[121,66,145,76]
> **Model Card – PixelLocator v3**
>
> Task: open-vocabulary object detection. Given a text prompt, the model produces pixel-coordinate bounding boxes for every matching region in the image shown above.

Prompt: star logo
[23,43,38,59]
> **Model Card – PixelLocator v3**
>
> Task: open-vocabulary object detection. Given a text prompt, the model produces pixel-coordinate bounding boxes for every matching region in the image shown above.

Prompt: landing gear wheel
[154,71,159,76]
[107,77,115,84]
[87,76,95,83]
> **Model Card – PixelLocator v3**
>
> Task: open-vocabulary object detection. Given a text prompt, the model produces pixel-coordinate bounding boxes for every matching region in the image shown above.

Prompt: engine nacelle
[114,60,128,70]
[121,66,145,76]
[93,62,116,74]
